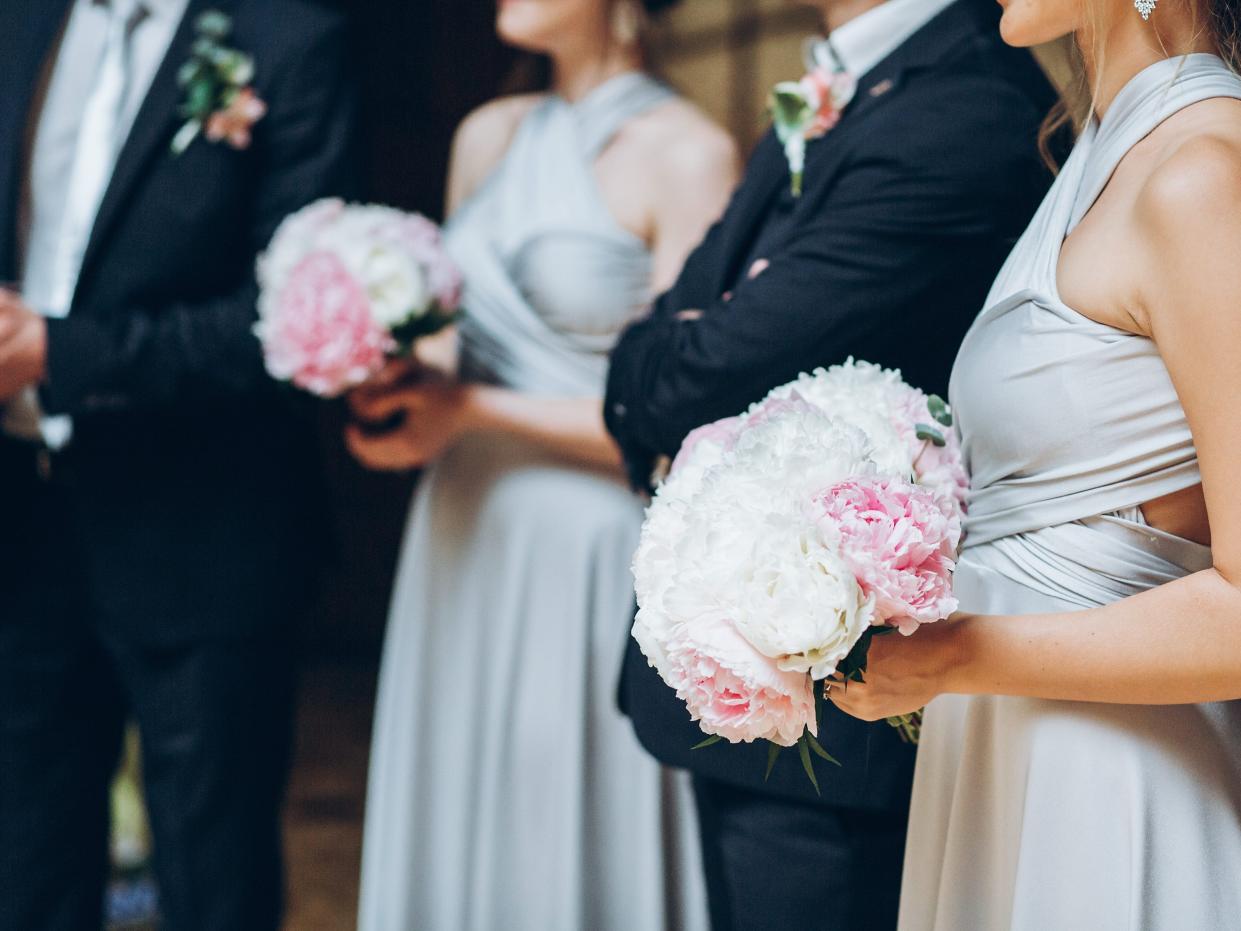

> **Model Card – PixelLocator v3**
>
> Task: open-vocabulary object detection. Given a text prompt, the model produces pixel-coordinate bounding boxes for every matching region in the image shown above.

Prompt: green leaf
[915,423,947,447]
[226,53,255,86]
[927,394,953,428]
[196,10,233,39]
[185,79,217,120]
[836,628,874,683]
[389,306,459,352]
[764,742,782,782]
[692,734,724,750]
[805,731,841,768]
[797,736,821,796]
[768,84,813,133]
[177,59,204,87]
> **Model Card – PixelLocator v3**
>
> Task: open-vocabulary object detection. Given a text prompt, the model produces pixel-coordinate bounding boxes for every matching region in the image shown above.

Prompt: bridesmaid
[830,1,1241,929]
[348,1,737,929]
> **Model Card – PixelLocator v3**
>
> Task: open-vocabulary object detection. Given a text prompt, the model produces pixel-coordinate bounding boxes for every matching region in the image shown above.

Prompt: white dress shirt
[815,0,957,79]
[4,0,190,444]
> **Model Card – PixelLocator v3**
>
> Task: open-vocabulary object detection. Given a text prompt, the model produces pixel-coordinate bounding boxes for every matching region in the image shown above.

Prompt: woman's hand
[345,368,474,472]
[826,619,969,722]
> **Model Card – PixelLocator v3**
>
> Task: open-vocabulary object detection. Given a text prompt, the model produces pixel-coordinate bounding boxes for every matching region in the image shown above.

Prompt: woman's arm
[346,374,623,472]
[830,127,1241,721]
[829,571,1241,723]
[642,106,739,293]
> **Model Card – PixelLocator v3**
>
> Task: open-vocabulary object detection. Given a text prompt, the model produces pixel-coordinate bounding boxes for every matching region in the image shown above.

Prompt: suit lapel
[709,132,789,294]
[78,0,228,281]
[0,0,74,279]
[766,0,986,248]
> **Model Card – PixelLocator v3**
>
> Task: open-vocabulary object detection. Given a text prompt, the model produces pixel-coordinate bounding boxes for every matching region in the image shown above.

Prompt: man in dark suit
[605,0,1056,927]
[0,1,357,927]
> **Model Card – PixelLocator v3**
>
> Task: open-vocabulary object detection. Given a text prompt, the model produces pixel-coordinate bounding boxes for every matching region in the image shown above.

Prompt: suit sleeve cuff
[40,315,113,415]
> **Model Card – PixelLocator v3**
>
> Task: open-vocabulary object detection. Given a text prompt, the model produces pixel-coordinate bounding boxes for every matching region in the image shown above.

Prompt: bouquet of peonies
[254,198,462,397]
[632,360,967,786]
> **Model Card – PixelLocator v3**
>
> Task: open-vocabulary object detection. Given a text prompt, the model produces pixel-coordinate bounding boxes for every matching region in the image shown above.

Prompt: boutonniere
[171,10,267,156]
[769,44,856,197]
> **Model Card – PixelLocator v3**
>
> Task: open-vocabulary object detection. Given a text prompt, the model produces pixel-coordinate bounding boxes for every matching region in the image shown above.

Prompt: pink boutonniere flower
[769,53,857,196]
[205,87,268,150]
[171,10,267,155]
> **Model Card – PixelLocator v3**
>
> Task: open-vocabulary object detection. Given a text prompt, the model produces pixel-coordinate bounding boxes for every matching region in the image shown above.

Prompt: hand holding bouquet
[631,360,966,786]
[255,199,462,397]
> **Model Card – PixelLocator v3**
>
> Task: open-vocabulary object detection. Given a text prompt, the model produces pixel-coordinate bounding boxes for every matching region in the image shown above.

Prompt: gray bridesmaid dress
[900,55,1241,931]
[357,74,707,931]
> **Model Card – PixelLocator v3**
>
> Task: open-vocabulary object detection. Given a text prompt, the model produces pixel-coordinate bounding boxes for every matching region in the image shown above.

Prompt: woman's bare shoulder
[1139,98,1241,220]
[620,94,738,178]
[1134,98,1241,319]
[447,93,545,212]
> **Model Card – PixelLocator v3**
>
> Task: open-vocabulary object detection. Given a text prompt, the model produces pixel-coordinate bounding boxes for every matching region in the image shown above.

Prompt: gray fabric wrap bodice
[949,55,1241,604]
[444,73,674,397]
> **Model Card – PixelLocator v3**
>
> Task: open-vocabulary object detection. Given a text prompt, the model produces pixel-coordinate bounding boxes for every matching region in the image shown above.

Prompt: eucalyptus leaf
[228,54,256,86]
[915,423,947,447]
[692,734,724,751]
[186,80,216,120]
[797,737,821,796]
[927,394,953,428]
[177,60,204,87]
[196,10,233,39]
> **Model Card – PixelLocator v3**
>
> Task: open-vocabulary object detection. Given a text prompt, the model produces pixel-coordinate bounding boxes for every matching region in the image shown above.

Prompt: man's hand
[0,291,47,402]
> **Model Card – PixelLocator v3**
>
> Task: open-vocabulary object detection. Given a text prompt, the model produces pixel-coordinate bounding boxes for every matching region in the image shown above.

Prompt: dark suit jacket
[605,0,1057,809]
[0,0,360,643]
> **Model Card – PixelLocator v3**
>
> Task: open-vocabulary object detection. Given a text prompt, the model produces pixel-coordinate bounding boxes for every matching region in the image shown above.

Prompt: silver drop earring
[1136,0,1157,21]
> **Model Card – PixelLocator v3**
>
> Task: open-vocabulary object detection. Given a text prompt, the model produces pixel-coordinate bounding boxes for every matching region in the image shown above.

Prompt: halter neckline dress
[357,73,707,931]
[899,54,1241,931]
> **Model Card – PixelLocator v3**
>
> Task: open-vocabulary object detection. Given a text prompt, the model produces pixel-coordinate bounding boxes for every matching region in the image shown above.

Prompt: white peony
[731,511,874,679]
[632,394,880,718]
[762,360,918,478]
[355,241,431,328]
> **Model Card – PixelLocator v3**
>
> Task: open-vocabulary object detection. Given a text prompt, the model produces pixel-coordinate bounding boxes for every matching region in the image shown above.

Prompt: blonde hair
[1037,0,1241,169]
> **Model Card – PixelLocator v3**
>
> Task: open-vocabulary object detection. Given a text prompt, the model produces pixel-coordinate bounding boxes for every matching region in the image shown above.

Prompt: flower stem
[886,711,922,744]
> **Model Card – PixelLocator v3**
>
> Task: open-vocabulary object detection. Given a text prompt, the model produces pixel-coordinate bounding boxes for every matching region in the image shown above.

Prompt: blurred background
[285,7,830,923]
[105,2,1072,927]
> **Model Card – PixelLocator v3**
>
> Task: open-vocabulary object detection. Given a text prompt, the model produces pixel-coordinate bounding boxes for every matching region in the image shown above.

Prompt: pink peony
[669,415,746,476]
[660,614,816,747]
[259,252,392,397]
[814,477,961,636]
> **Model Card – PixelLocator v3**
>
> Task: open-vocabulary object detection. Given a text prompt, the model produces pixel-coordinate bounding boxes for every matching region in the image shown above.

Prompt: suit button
[612,403,627,419]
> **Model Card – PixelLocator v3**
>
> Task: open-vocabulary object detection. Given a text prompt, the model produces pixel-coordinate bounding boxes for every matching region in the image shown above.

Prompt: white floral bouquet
[254,198,462,397]
[632,360,967,786]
